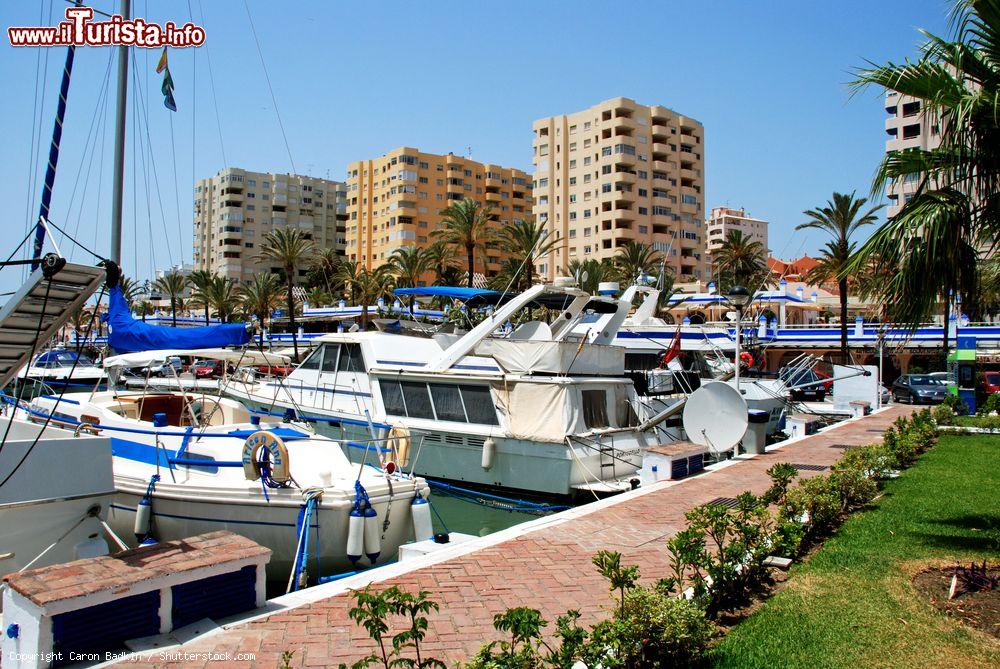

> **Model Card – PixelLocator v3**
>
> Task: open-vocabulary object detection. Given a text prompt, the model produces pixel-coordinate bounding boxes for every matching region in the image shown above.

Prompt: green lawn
[708,434,1000,669]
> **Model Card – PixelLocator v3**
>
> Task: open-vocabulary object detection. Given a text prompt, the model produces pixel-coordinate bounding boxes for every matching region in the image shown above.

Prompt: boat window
[299,347,322,370]
[338,343,365,373]
[380,380,407,416]
[429,383,466,422]
[460,385,499,425]
[582,389,609,429]
[320,344,340,372]
[616,391,639,427]
[400,381,434,419]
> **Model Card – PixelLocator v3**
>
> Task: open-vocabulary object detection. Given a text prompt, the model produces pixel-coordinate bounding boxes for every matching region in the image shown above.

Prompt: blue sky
[0,0,951,291]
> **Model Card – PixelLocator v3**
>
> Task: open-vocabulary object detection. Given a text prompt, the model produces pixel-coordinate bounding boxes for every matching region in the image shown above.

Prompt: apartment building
[345,148,531,279]
[531,97,707,281]
[884,91,941,218]
[192,168,348,283]
[705,206,769,256]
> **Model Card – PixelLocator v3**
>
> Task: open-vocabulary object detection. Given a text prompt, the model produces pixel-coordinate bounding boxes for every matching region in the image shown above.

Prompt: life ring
[386,425,411,469]
[739,352,754,368]
[242,431,291,483]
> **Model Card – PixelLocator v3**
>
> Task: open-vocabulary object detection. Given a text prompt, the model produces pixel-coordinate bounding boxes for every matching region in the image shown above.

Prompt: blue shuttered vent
[52,590,161,666]
[171,565,258,629]
[670,453,706,480]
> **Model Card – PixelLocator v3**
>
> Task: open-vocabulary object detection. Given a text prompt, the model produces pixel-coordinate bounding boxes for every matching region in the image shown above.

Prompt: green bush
[828,466,879,513]
[762,463,799,506]
[978,392,1000,416]
[833,443,896,480]
[581,590,713,669]
[932,403,956,426]
[942,392,969,416]
[781,475,842,537]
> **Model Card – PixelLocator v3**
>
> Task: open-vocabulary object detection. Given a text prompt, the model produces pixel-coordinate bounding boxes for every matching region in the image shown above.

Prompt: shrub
[833,443,896,480]
[932,403,956,426]
[342,586,443,669]
[942,392,969,416]
[762,462,799,506]
[828,466,879,513]
[781,475,841,537]
[581,590,713,669]
[978,392,1000,417]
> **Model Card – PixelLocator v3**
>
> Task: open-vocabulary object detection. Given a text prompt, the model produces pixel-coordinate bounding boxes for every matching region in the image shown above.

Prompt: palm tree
[349,266,394,329]
[238,273,283,351]
[711,230,767,292]
[309,247,342,297]
[134,300,154,322]
[187,269,216,325]
[206,275,239,324]
[566,258,614,295]
[118,276,143,308]
[493,217,558,290]
[426,241,461,284]
[433,198,494,287]
[614,241,663,285]
[256,228,314,361]
[849,0,998,341]
[388,246,430,314]
[153,270,188,327]
[304,287,332,308]
[797,192,884,362]
[334,260,363,304]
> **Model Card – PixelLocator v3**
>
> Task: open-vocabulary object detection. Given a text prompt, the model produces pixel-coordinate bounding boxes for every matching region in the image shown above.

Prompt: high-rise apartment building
[345,148,531,278]
[193,168,348,283]
[705,206,769,257]
[884,92,941,218]
[531,97,707,281]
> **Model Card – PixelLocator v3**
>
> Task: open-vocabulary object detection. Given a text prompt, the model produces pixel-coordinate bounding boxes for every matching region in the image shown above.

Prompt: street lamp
[727,285,751,394]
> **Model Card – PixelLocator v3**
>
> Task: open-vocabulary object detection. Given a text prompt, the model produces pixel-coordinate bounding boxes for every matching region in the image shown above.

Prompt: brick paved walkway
[123,407,912,668]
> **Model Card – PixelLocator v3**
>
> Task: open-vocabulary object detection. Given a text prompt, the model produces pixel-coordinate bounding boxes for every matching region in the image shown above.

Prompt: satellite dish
[682,381,749,453]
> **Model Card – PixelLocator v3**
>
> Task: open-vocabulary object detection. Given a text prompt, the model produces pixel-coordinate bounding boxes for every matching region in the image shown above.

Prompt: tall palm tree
[256,228,314,360]
[304,287,332,308]
[153,270,188,327]
[614,241,663,285]
[425,241,461,284]
[187,269,216,325]
[118,276,143,309]
[309,247,342,297]
[797,192,884,362]
[238,273,283,351]
[134,299,154,322]
[206,275,239,324]
[566,258,615,295]
[433,199,494,287]
[334,259,363,304]
[849,0,998,339]
[350,266,394,329]
[493,217,558,290]
[711,230,767,292]
[388,246,430,314]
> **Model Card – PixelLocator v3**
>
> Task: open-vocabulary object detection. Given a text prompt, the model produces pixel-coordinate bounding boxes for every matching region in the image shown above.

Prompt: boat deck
[116,406,914,668]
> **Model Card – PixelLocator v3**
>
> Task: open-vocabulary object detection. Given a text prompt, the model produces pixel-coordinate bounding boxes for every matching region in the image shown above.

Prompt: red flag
[661,324,682,366]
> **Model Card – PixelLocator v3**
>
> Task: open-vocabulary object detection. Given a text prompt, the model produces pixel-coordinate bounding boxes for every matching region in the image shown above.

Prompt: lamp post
[727,285,751,395]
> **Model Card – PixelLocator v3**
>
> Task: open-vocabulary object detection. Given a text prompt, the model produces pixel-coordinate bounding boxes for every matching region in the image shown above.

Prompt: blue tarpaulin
[104,285,250,353]
[393,286,502,301]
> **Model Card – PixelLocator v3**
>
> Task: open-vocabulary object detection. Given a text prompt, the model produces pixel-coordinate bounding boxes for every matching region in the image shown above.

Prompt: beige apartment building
[345,148,531,279]
[884,92,941,218]
[705,206,769,256]
[193,168,348,283]
[531,97,707,281]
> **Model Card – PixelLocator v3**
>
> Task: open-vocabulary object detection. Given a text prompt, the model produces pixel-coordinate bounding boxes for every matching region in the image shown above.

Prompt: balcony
[652,160,676,173]
[485,191,503,203]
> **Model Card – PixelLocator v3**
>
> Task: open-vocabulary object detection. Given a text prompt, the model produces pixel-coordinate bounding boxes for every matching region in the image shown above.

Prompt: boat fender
[363,505,381,563]
[411,497,433,542]
[242,431,291,483]
[388,425,411,467]
[346,508,364,564]
[481,436,496,471]
[134,498,152,540]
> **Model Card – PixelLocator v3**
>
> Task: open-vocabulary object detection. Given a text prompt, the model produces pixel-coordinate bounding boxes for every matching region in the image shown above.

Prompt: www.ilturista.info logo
[8,6,205,48]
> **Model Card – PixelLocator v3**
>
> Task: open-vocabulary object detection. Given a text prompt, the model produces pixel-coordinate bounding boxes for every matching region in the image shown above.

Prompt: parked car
[190,359,222,379]
[254,364,295,378]
[144,356,183,377]
[778,366,828,401]
[983,371,1000,394]
[891,374,948,404]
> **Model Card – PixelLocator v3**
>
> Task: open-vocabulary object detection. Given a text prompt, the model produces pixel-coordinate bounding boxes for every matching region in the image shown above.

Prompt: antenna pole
[109,0,130,264]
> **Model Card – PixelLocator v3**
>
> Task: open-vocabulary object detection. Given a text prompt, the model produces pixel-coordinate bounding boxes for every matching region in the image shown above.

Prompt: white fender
[363,506,381,563]
[134,498,152,538]
[346,510,364,564]
[411,496,433,542]
[481,436,496,471]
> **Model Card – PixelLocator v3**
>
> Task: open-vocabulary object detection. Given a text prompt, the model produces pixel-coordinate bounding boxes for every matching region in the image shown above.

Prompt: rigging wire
[242,0,296,173]
[195,0,228,168]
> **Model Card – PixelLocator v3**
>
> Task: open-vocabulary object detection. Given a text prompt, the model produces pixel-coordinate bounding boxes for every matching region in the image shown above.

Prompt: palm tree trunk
[839,277,849,364]
[171,298,177,327]
[287,274,299,361]
[466,243,475,288]
[204,305,209,325]
[942,291,951,360]
[257,314,265,352]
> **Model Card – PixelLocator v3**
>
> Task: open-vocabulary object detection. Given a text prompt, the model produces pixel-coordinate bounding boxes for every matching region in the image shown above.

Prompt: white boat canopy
[103,348,290,369]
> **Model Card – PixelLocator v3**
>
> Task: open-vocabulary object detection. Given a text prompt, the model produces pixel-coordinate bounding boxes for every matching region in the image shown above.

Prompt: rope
[242,0,295,172]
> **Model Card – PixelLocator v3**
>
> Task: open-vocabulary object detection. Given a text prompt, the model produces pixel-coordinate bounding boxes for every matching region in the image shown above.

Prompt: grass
[708,433,1000,669]
[953,415,1000,429]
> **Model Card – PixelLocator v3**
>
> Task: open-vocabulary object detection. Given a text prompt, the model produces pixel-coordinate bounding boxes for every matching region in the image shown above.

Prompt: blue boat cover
[394,286,502,301]
[104,285,250,353]
[224,426,311,441]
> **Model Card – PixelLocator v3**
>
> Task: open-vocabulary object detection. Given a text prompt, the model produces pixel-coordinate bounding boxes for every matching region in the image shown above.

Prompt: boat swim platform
[110,406,915,668]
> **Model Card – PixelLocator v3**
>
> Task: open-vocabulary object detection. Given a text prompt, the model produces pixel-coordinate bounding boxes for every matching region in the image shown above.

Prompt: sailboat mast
[30,1,84,269]
[109,0,131,265]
